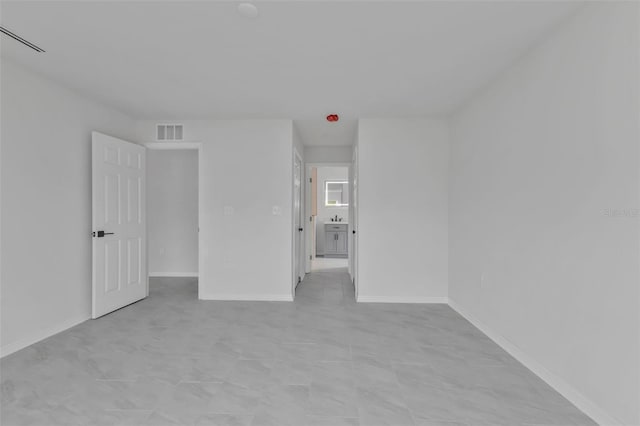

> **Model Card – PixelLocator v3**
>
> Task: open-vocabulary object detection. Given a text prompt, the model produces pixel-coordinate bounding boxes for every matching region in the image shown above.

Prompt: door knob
[93,231,114,238]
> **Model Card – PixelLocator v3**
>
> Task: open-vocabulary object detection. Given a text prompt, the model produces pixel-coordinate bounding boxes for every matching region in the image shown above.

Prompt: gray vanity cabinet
[324,223,348,256]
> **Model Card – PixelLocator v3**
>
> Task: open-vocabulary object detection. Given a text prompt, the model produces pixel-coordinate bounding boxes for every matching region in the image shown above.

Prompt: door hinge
[309,177,312,183]
[310,255,312,260]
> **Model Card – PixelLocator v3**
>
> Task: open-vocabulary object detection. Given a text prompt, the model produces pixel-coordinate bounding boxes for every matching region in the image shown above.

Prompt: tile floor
[311,257,348,272]
[1,266,595,426]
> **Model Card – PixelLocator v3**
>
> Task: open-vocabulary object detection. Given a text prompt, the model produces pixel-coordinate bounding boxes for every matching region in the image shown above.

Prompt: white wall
[1,60,136,355]
[315,166,349,255]
[136,120,295,301]
[147,150,198,276]
[357,118,449,302]
[304,146,353,163]
[293,125,305,160]
[449,3,639,425]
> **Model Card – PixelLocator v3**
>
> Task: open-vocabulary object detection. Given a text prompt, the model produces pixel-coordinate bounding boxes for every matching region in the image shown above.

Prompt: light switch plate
[272,206,282,215]
[224,206,234,216]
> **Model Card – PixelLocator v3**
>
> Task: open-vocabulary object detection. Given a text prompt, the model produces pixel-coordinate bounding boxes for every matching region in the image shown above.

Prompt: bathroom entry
[310,165,350,270]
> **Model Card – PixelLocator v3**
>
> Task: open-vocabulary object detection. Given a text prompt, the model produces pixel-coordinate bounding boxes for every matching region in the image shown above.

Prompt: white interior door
[293,151,303,291]
[92,131,147,319]
[352,147,359,297]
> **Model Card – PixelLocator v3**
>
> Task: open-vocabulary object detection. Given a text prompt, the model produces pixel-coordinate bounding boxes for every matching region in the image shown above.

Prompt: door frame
[292,148,304,299]
[144,142,203,298]
[304,162,351,274]
[350,146,358,298]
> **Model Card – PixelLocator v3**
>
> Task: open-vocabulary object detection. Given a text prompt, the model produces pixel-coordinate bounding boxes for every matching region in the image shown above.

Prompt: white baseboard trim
[448,299,620,426]
[149,272,198,278]
[357,295,448,304]
[199,294,293,302]
[1,314,89,358]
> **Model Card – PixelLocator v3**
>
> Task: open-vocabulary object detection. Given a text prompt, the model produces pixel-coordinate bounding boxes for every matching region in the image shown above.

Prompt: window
[325,181,349,207]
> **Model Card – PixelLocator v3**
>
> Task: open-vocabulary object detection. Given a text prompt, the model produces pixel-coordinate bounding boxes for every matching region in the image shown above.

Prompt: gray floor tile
[357,385,415,426]
[306,415,360,426]
[193,413,252,426]
[0,267,596,426]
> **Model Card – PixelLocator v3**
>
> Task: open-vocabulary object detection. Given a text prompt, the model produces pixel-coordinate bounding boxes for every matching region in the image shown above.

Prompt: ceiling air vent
[156,124,183,141]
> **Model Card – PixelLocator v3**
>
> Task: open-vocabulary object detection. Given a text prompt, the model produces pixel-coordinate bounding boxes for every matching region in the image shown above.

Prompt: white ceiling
[1,1,582,146]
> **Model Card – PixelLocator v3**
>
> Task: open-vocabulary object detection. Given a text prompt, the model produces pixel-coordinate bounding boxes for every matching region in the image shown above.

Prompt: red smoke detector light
[326,114,339,122]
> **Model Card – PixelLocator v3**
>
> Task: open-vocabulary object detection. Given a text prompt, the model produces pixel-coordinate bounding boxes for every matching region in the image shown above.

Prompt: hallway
[296,264,354,305]
[1,269,594,426]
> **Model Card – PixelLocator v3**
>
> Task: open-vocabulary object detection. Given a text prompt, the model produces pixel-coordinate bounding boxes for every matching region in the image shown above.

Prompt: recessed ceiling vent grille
[156,124,183,141]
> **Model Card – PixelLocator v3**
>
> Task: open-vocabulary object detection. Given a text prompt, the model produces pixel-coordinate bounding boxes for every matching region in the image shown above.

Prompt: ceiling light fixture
[0,26,45,52]
[237,3,259,19]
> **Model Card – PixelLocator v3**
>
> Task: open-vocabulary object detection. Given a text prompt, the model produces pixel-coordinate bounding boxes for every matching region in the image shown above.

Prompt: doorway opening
[294,161,355,303]
[146,143,201,299]
[307,164,351,273]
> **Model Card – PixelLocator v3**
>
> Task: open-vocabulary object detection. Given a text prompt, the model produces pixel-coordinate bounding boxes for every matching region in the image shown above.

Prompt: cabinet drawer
[325,224,347,232]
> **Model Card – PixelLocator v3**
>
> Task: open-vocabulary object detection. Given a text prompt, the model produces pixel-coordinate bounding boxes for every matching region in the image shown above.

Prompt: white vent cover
[156,124,183,141]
